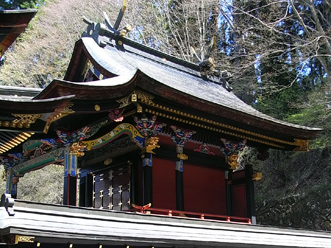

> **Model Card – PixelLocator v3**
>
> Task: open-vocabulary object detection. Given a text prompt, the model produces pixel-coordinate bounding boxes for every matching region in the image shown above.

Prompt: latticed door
[93,163,131,210]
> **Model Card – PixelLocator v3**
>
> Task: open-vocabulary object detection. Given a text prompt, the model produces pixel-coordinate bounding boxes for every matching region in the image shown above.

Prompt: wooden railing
[128,204,251,224]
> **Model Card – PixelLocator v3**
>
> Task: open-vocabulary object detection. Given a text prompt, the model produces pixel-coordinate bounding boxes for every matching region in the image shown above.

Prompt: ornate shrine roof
[0,10,322,154]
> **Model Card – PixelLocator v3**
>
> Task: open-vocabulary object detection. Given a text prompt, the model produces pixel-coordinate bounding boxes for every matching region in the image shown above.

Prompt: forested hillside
[0,0,330,231]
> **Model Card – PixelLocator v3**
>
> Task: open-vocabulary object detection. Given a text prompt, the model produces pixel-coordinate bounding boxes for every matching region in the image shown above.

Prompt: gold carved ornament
[8,235,34,245]
[252,172,263,181]
[294,139,309,151]
[177,153,188,160]
[225,154,239,170]
[69,142,86,157]
[145,137,160,154]
[117,90,154,109]
[11,113,44,128]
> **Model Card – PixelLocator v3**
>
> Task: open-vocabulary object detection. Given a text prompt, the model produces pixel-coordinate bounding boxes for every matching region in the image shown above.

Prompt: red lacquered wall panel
[183,164,226,215]
[152,158,176,210]
[232,184,247,217]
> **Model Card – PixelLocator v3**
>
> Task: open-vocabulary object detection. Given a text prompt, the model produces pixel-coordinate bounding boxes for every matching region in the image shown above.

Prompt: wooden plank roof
[1,198,331,248]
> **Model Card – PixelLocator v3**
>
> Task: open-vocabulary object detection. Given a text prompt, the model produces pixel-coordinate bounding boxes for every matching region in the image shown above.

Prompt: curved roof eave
[34,70,139,100]
[0,95,74,114]
[92,37,321,138]
[135,72,321,140]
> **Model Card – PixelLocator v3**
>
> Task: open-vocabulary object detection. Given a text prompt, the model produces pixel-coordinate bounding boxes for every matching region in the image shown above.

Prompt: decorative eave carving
[117,90,154,109]
[11,113,43,128]
[43,102,75,134]
[145,137,160,154]
[69,143,86,157]
[220,139,247,170]
[144,104,310,151]
[12,147,65,176]
[57,120,108,145]
[81,123,144,151]
[134,115,165,138]
[294,139,309,151]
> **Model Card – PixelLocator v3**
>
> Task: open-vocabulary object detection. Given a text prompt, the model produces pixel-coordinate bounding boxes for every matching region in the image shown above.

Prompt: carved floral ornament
[109,108,124,122]
[220,138,247,170]
[134,115,166,138]
[194,143,215,155]
[9,113,43,128]
[117,90,155,109]
[170,126,196,147]
[69,142,86,157]
[145,136,160,154]
[2,103,75,133]
[57,120,107,145]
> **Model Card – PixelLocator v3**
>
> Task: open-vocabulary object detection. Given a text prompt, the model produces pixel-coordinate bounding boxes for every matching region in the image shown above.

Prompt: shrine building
[0,4,330,248]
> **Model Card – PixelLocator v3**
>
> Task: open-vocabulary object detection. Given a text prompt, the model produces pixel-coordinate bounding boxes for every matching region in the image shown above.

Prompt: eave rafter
[0,132,34,155]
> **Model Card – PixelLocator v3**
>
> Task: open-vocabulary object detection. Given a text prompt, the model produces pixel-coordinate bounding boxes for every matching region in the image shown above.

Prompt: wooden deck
[0,197,331,247]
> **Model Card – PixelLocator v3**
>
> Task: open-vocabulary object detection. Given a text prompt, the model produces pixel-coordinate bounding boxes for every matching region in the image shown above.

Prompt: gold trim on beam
[145,108,284,149]
[12,113,43,128]
[7,140,20,146]
[8,235,35,245]
[143,101,305,148]
[15,136,26,143]
[19,132,33,138]
[117,91,154,108]
[294,139,309,151]
[1,144,13,150]
[116,90,305,150]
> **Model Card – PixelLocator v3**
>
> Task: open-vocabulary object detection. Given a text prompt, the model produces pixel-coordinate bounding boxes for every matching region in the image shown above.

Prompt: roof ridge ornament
[192,36,233,91]
[82,0,131,47]
[192,36,216,76]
